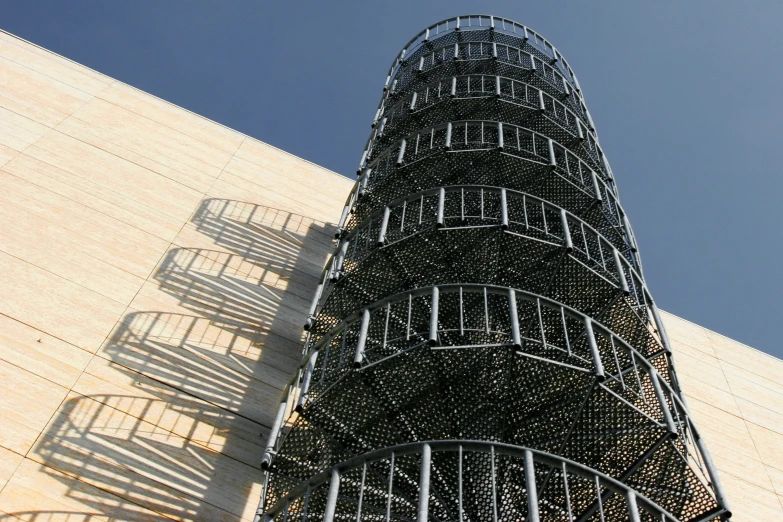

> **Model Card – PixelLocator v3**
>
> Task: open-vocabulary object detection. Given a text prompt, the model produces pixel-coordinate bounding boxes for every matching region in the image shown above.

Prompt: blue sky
[3,1,782,359]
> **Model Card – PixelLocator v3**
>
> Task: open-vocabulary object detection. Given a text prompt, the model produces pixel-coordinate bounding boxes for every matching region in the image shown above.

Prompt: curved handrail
[356,161,631,252]
[339,184,639,273]
[264,285,702,478]
[376,73,598,151]
[259,440,725,522]
[384,36,579,109]
[355,131,629,234]
[322,184,645,323]
[321,185,651,331]
[345,151,636,259]
[381,15,582,100]
[303,284,668,394]
[359,119,607,195]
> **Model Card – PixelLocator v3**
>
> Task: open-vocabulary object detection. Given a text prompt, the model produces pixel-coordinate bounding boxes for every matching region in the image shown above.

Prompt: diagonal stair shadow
[19,199,337,521]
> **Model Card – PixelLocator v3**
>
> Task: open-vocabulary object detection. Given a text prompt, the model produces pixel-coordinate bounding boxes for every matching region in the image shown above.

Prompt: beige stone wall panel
[1,153,183,248]
[0,29,353,521]
[0,314,92,390]
[662,311,783,519]
[0,31,113,95]
[95,82,245,155]
[0,54,94,127]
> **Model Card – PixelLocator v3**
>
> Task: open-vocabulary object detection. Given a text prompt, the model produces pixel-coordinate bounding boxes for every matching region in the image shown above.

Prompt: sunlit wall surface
[0,28,353,521]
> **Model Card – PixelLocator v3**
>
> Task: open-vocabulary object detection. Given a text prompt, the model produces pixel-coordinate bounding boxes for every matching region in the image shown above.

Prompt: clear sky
[3,1,782,359]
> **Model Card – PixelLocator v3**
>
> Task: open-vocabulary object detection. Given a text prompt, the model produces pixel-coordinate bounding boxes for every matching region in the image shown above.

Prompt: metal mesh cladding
[256,15,731,522]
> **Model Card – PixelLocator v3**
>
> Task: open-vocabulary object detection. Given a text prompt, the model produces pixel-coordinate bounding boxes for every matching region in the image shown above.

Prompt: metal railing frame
[256,15,731,522]
[259,440,705,522]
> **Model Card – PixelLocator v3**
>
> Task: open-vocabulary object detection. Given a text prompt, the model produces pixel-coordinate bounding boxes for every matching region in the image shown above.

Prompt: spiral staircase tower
[255,16,731,522]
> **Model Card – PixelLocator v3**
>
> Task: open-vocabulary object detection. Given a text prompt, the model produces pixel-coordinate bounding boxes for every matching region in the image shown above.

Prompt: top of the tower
[385,15,581,93]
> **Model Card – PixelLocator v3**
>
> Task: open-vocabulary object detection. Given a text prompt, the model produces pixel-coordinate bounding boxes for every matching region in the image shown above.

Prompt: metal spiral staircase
[254,15,731,522]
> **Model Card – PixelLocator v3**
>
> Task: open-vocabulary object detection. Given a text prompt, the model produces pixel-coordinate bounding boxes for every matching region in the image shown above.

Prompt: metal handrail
[259,15,729,522]
[343,154,633,259]
[362,112,602,178]
[381,15,583,101]
[386,38,578,108]
[376,73,599,149]
[322,185,645,330]
[339,184,639,269]
[263,284,712,492]
[258,440,719,522]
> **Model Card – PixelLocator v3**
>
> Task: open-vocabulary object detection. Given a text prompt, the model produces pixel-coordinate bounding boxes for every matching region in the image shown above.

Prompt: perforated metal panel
[255,15,731,522]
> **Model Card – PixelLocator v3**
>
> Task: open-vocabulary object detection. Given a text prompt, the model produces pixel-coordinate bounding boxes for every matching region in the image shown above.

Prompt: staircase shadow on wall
[15,199,336,521]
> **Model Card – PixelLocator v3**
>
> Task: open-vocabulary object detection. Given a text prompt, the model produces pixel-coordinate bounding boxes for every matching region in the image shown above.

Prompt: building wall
[0,30,353,521]
[0,30,780,521]
[662,311,783,521]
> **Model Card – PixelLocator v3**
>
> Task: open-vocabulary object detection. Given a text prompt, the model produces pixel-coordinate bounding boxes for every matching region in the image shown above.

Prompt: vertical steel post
[304,283,324,330]
[359,168,371,196]
[508,288,522,348]
[396,139,407,165]
[377,206,391,245]
[436,188,446,227]
[296,351,318,411]
[500,188,509,229]
[560,209,573,251]
[591,170,603,202]
[417,443,432,522]
[323,469,341,522]
[626,490,642,522]
[650,370,678,435]
[354,308,371,367]
[584,318,606,380]
[613,249,630,295]
[429,286,440,345]
[331,240,350,281]
[524,450,540,522]
[262,394,289,469]
[650,301,673,353]
[337,205,351,236]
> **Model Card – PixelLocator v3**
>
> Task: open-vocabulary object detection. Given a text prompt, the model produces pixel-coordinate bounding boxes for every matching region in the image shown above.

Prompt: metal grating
[255,15,731,522]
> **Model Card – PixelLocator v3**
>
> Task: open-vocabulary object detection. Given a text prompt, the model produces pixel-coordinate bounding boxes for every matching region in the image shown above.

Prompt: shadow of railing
[19,199,337,521]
